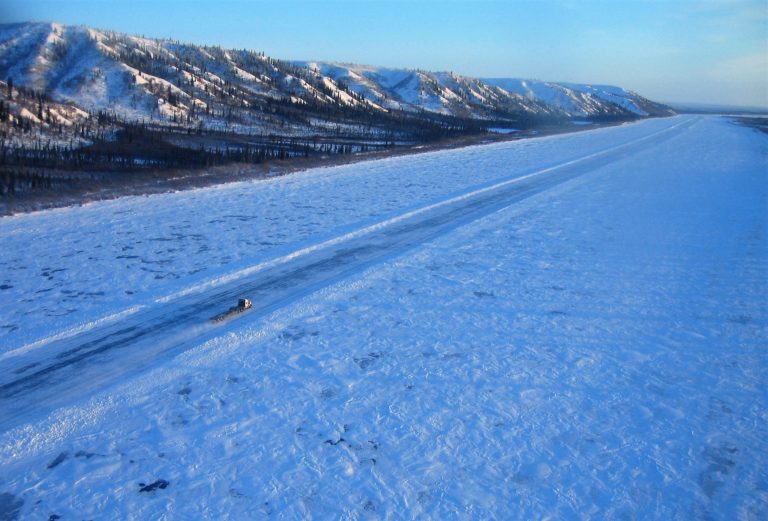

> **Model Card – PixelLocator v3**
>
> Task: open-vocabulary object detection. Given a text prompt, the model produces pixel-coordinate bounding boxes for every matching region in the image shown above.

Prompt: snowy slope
[0,22,369,135]
[0,22,673,135]
[483,77,671,117]
[300,62,674,118]
[300,61,576,117]
[0,116,765,519]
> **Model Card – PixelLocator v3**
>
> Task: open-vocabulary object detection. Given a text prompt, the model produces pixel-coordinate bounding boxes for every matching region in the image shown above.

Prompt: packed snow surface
[0,116,766,519]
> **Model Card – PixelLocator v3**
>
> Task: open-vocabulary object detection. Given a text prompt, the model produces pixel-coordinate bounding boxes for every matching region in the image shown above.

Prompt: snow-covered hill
[0,21,673,137]
[302,62,672,118]
[297,62,557,118]
[483,78,668,117]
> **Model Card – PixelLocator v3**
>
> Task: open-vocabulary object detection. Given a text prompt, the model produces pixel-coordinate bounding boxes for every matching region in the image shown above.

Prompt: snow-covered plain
[0,116,691,351]
[0,115,766,519]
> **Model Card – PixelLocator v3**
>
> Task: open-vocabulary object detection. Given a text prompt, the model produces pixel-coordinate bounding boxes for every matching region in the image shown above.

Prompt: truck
[210,298,253,323]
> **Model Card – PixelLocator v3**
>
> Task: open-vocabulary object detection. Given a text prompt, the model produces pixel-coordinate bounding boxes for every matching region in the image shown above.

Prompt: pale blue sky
[1,0,766,107]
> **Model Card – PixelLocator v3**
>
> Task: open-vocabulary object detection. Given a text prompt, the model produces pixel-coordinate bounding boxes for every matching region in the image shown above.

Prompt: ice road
[0,116,696,429]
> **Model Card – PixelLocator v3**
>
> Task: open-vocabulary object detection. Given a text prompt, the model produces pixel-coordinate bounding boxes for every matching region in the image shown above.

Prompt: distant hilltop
[0,21,674,136]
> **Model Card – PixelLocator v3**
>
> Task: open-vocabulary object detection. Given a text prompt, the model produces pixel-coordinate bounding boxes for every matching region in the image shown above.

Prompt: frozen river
[0,115,765,520]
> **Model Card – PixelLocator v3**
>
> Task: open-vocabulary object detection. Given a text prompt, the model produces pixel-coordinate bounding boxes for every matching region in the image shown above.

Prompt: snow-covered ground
[0,116,690,351]
[0,115,766,519]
